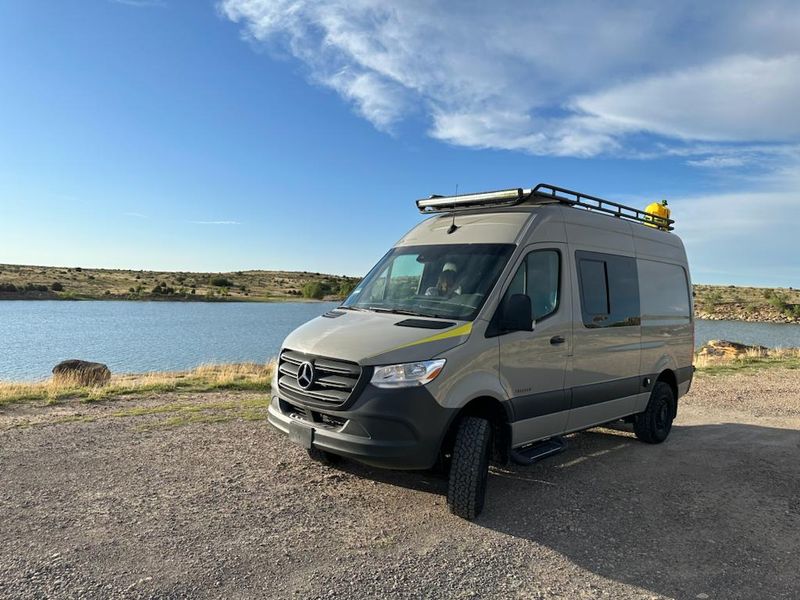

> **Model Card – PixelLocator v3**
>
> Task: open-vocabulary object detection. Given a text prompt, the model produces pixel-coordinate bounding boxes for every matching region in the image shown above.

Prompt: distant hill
[693,284,800,324]
[0,264,360,302]
[1,264,798,323]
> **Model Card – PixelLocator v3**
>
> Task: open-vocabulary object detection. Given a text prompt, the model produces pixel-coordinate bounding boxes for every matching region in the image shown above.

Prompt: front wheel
[633,381,675,444]
[447,416,492,520]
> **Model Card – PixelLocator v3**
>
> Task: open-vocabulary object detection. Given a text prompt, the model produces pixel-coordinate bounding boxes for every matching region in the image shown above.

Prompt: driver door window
[504,250,560,321]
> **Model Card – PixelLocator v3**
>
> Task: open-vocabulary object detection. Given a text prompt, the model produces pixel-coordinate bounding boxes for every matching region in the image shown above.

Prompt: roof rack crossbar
[532,183,674,231]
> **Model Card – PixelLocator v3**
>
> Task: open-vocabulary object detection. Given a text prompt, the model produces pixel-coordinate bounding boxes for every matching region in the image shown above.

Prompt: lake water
[2,301,800,381]
[0,300,338,382]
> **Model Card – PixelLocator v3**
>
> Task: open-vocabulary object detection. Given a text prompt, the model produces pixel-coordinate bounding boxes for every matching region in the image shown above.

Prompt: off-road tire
[307,447,342,464]
[633,381,675,444]
[447,416,492,520]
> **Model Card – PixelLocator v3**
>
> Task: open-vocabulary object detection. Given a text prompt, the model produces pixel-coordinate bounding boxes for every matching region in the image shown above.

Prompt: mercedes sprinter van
[268,183,694,520]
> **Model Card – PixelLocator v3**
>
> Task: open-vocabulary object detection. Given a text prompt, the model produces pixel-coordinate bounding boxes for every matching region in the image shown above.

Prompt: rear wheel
[447,416,492,520]
[633,381,675,444]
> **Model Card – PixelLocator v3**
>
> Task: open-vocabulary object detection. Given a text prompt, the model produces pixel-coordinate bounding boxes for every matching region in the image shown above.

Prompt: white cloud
[219,0,800,161]
[574,55,800,143]
[685,156,747,169]
[216,1,800,285]
[323,69,406,131]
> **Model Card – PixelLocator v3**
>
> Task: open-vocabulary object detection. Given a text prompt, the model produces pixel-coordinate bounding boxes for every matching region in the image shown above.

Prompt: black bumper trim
[271,383,457,470]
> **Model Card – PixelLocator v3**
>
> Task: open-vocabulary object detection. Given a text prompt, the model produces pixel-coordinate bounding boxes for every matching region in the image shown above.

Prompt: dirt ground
[2,371,799,599]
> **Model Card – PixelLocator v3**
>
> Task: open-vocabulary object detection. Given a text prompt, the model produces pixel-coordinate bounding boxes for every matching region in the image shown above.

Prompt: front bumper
[268,383,457,470]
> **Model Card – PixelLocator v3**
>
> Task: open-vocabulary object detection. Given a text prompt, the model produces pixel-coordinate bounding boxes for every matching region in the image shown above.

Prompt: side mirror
[500,293,533,332]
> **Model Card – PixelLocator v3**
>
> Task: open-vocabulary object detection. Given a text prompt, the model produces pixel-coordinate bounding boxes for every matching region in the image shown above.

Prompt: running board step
[510,436,567,466]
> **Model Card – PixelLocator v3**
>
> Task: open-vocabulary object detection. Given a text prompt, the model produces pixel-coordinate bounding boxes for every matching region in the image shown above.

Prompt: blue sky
[1,1,799,285]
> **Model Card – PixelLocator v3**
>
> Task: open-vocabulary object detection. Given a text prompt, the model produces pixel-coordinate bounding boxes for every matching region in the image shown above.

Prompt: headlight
[371,359,446,388]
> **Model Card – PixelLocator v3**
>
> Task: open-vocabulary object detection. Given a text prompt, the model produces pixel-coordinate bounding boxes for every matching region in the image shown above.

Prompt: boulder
[52,359,111,386]
[697,340,768,360]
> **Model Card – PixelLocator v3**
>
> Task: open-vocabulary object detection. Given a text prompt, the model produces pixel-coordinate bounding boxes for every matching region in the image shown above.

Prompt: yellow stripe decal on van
[392,322,473,351]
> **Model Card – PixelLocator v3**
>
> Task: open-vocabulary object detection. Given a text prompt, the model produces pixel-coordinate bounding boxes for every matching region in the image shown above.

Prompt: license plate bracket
[288,420,313,449]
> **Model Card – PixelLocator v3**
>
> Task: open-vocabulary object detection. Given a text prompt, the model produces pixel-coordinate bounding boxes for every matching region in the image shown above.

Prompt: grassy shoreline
[0,363,274,407]
[694,347,800,375]
[2,350,800,407]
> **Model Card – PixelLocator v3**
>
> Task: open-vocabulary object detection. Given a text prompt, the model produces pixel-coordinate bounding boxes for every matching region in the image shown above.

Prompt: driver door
[498,243,572,446]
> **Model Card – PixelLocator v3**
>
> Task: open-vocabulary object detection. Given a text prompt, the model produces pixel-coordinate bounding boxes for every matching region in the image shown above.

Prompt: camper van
[268,184,694,519]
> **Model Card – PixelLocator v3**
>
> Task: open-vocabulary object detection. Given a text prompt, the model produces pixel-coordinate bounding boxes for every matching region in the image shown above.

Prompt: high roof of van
[396,203,686,264]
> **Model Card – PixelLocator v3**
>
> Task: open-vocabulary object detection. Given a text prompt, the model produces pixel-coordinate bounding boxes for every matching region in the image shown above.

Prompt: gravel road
[2,371,799,599]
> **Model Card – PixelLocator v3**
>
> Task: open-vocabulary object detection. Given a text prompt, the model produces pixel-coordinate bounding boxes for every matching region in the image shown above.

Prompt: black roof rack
[531,183,674,231]
[415,182,673,231]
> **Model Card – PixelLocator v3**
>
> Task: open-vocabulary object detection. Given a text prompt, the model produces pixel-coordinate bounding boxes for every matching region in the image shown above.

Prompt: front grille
[277,349,363,409]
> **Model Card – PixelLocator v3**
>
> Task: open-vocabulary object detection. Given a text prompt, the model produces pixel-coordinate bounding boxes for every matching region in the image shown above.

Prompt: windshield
[342,244,515,321]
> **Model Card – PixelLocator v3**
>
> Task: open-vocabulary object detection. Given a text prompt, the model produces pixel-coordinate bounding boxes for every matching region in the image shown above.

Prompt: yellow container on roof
[644,200,671,230]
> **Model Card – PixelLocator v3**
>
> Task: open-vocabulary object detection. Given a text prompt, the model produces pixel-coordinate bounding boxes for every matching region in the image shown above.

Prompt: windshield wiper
[337,306,368,312]
[365,307,427,317]
[366,307,458,320]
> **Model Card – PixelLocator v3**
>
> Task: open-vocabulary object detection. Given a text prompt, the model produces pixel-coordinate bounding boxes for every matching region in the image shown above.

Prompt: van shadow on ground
[338,421,800,599]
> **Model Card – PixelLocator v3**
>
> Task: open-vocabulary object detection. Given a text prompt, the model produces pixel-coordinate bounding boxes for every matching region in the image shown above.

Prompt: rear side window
[638,260,691,320]
[578,259,608,315]
[577,251,640,328]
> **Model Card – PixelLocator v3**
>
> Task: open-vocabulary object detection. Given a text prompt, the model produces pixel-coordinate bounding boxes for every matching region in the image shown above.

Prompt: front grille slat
[278,362,299,378]
[277,349,363,409]
[314,359,360,376]
[315,374,357,389]
[278,376,350,402]
[280,350,306,366]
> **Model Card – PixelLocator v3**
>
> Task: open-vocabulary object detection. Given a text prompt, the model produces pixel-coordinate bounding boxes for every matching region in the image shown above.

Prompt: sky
[1,1,799,286]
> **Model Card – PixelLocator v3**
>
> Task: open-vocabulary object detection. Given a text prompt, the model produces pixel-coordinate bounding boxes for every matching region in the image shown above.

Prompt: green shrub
[51,282,64,291]
[768,293,788,312]
[338,280,358,297]
[210,276,233,287]
[151,282,175,295]
[0,283,17,293]
[705,291,723,307]
[302,281,326,300]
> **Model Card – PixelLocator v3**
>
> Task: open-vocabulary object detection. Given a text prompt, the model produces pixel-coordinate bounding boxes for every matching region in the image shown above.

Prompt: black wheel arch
[439,395,512,465]
[655,368,678,418]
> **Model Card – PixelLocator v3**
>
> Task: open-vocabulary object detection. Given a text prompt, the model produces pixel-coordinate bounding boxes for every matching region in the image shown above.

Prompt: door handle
[550,335,565,345]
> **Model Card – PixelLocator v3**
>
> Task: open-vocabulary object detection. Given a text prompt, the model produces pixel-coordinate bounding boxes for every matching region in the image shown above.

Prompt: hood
[280,310,474,365]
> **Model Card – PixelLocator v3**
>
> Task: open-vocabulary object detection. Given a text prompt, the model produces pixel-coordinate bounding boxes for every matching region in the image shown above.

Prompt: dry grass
[0,362,275,407]
[695,347,800,375]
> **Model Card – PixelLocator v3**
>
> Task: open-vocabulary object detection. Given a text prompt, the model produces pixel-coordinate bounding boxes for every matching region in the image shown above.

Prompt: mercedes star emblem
[296,361,315,390]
